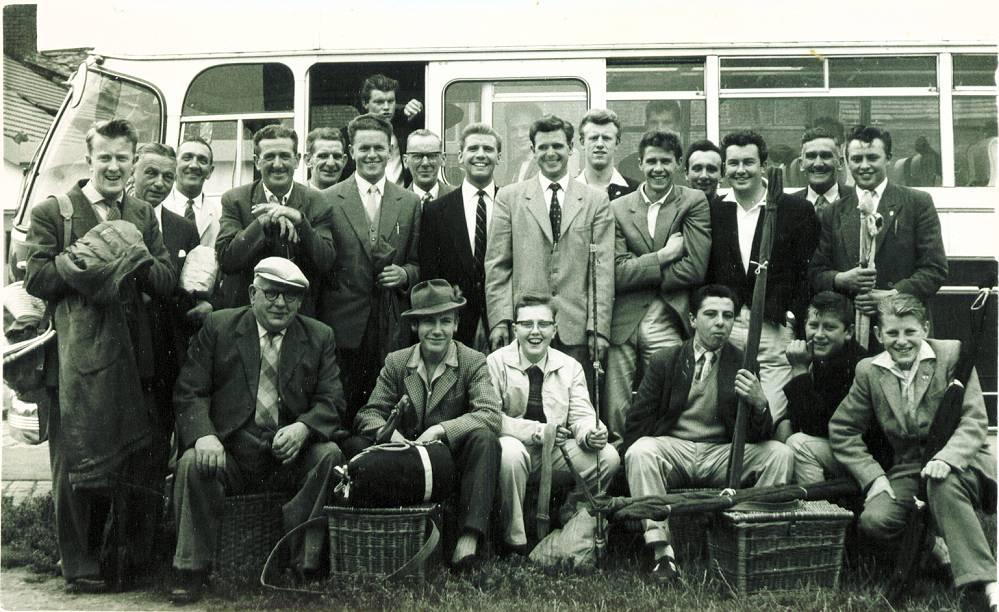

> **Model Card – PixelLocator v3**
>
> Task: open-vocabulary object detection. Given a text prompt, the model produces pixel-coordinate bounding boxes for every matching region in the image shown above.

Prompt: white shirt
[413,183,440,203]
[723,189,767,273]
[692,338,716,383]
[538,174,570,212]
[517,348,549,373]
[871,340,936,416]
[640,183,674,238]
[262,181,293,206]
[355,173,387,223]
[255,322,286,356]
[81,181,123,221]
[164,187,220,247]
[859,177,888,208]
[461,180,495,251]
[806,183,840,207]
[577,168,629,189]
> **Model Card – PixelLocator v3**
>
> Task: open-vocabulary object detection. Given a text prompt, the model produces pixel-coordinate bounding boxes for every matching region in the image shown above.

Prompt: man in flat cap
[170,257,348,604]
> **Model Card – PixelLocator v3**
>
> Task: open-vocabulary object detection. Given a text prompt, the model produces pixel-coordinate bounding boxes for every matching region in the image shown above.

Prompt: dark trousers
[172,432,343,572]
[338,313,384,428]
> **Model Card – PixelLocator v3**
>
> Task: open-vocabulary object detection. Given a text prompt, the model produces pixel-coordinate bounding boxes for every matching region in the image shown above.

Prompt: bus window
[442,79,587,186]
[953,55,998,187]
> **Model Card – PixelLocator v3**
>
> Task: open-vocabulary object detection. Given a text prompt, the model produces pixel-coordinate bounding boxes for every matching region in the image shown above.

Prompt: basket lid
[720,499,854,524]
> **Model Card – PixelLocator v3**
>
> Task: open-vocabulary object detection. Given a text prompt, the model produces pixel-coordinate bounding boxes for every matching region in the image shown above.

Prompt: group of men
[22,70,995,609]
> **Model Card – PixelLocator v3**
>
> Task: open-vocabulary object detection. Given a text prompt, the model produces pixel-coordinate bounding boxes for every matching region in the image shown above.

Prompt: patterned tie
[694,350,715,384]
[365,185,380,242]
[255,332,281,432]
[814,194,828,212]
[548,183,562,244]
[184,198,197,223]
[474,190,488,270]
[105,200,121,221]
[524,365,547,423]
[421,192,432,209]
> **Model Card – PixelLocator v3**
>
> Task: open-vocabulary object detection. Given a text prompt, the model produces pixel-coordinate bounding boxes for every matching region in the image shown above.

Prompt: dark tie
[421,192,432,209]
[474,190,487,269]
[525,365,546,423]
[548,183,562,244]
[184,198,197,223]
[105,200,121,221]
[814,194,828,212]
[255,332,281,432]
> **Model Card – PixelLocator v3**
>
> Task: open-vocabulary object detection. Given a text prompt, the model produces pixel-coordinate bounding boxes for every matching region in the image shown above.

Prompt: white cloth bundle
[3,281,46,328]
[178,245,218,294]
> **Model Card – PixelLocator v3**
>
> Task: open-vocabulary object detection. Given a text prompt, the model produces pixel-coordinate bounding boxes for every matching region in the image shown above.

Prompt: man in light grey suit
[485,114,614,400]
[405,129,456,207]
[604,130,711,443]
[319,114,421,450]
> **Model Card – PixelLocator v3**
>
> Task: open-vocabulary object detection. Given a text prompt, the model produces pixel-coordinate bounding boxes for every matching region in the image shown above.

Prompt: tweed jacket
[355,341,501,445]
[486,341,605,446]
[485,177,614,344]
[611,184,711,344]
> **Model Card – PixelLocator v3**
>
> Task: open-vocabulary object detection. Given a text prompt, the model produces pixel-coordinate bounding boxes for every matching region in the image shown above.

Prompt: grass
[2,493,993,611]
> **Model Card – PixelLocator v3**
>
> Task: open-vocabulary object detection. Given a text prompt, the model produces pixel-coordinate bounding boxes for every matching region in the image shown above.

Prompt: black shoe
[64,577,108,594]
[500,542,530,558]
[169,569,206,606]
[451,554,483,574]
[650,555,680,583]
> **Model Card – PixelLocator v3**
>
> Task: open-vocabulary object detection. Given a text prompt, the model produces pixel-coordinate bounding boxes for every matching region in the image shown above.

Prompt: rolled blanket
[178,245,218,296]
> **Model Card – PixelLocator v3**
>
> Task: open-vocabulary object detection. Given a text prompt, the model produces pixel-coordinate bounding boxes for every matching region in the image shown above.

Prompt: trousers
[727,307,793,422]
[785,432,845,484]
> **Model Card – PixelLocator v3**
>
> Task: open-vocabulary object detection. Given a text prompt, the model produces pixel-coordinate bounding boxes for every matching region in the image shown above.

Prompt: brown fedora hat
[401,279,467,319]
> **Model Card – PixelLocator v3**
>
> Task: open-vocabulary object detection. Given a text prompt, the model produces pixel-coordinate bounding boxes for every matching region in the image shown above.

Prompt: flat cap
[253,256,309,290]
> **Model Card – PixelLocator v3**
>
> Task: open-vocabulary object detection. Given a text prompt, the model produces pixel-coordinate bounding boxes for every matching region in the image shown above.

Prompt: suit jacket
[410,180,457,205]
[829,339,996,500]
[173,307,347,450]
[611,185,711,344]
[419,186,496,346]
[621,340,773,455]
[355,341,501,445]
[808,183,948,299]
[706,193,817,329]
[318,177,421,350]
[164,192,221,248]
[485,177,614,344]
[24,179,177,385]
[215,180,335,316]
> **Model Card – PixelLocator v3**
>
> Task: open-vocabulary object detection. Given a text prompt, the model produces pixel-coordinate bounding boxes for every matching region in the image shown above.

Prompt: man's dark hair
[305,127,344,155]
[360,74,399,105]
[645,100,681,123]
[86,118,138,154]
[720,129,769,164]
[529,114,574,147]
[136,142,177,162]
[848,125,893,158]
[252,125,299,156]
[684,139,723,171]
[808,291,854,328]
[578,108,622,143]
[801,126,840,147]
[179,137,214,164]
[638,130,683,163]
[347,114,393,143]
[689,284,739,316]
[515,293,558,320]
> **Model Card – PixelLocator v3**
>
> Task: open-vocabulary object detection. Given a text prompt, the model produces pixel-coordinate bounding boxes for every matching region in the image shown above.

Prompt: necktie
[105,200,121,221]
[814,194,828,212]
[365,185,380,241]
[694,351,715,384]
[548,183,562,244]
[184,198,197,223]
[474,190,487,269]
[524,365,546,423]
[421,192,432,209]
[255,333,281,431]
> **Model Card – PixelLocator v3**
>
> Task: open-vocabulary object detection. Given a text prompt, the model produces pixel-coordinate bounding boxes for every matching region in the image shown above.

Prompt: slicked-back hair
[529,114,574,147]
[459,122,503,153]
[811,117,845,144]
[515,293,558,320]
[684,139,723,171]
[86,118,138,154]
[689,284,739,317]
[877,292,928,324]
[645,100,681,122]
[136,142,177,162]
[808,291,854,328]
[721,130,768,164]
[305,127,344,155]
[848,125,893,158]
[638,130,683,163]
[179,137,215,164]
[360,74,399,105]
[801,126,840,147]
[578,108,622,143]
[347,114,393,143]
[253,125,299,156]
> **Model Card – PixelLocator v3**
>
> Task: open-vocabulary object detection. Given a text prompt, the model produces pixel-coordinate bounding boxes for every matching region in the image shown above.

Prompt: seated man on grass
[623,284,793,582]
[830,293,996,608]
[487,294,620,555]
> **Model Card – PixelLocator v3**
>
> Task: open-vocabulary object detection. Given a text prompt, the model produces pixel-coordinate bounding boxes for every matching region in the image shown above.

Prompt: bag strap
[536,423,557,540]
[54,193,73,248]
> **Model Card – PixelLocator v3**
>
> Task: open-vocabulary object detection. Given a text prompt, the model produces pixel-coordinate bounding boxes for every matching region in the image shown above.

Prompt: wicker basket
[326,504,440,579]
[708,499,853,595]
[213,492,290,579]
[668,488,712,559]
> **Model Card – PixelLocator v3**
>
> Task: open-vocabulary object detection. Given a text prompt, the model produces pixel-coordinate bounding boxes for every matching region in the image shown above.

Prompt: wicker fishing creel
[326,504,440,579]
[214,491,290,579]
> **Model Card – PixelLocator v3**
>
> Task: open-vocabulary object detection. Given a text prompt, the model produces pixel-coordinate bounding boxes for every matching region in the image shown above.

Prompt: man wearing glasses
[405,129,456,207]
[305,128,348,190]
[170,257,348,604]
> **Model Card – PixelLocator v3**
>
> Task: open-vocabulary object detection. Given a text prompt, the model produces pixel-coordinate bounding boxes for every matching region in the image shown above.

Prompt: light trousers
[728,306,794,422]
[785,432,845,484]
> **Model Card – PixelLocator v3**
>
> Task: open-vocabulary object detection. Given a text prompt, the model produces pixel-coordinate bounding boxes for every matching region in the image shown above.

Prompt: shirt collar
[640,182,674,206]
[81,181,123,206]
[807,182,840,204]
[407,340,459,370]
[576,168,629,188]
[692,337,717,362]
[262,181,294,204]
[255,321,287,340]
[517,345,549,373]
[871,340,936,374]
[355,172,387,196]
[413,183,439,201]
[538,173,570,196]
[171,186,204,208]
[863,178,888,200]
[723,187,766,213]
[462,180,496,201]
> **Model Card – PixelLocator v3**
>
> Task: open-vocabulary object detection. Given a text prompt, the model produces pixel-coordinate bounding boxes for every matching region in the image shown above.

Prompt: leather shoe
[169,569,206,606]
[451,554,483,574]
[64,577,108,594]
[650,555,680,583]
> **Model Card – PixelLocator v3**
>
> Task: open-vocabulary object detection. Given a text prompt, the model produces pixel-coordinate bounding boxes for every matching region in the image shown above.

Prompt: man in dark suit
[24,118,177,592]
[486,114,614,400]
[685,139,724,206]
[605,130,711,443]
[355,279,501,569]
[320,114,421,440]
[170,258,347,604]
[790,126,846,212]
[419,123,500,353]
[575,108,637,201]
[405,129,456,206]
[705,129,817,423]
[624,284,792,581]
[215,125,335,317]
[808,125,948,318]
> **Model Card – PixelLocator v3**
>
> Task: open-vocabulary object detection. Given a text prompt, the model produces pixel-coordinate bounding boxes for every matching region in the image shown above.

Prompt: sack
[178,245,218,295]
[334,441,455,508]
[529,503,597,570]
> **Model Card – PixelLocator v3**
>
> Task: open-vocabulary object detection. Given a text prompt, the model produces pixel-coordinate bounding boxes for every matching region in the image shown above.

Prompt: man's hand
[554,425,572,448]
[377,264,407,288]
[252,203,304,226]
[194,434,225,478]
[834,266,877,293]
[276,216,300,243]
[585,428,608,450]
[272,422,310,465]
[734,369,768,411]
[865,475,896,504]
[402,99,424,120]
[490,323,510,351]
[921,459,952,481]
[785,339,813,376]
[587,333,609,362]
[415,424,446,443]
[656,232,685,266]
[855,288,897,315]
[185,300,213,324]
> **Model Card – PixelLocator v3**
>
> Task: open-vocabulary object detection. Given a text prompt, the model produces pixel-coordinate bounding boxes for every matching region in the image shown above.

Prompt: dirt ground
[0,567,207,611]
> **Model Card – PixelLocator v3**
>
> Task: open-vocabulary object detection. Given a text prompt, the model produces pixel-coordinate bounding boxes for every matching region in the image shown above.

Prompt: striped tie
[184,199,197,223]
[548,183,561,244]
[474,190,487,270]
[255,332,281,431]
[106,200,121,221]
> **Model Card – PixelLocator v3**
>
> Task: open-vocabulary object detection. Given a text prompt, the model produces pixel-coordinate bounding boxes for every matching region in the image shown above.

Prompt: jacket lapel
[876,367,908,430]
[910,358,937,418]
[337,181,374,258]
[559,181,585,234]
[653,188,683,249]
[69,182,100,242]
[875,183,902,254]
[278,317,305,388]
[839,188,861,264]
[236,312,261,402]
[446,192,476,271]
[403,366,428,431]
[628,196,653,252]
[716,343,739,409]
[670,343,695,414]
[379,182,404,244]
[525,181,553,244]
[426,368,458,416]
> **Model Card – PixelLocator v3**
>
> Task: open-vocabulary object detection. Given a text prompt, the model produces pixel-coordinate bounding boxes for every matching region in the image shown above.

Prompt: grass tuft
[1,493,60,575]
